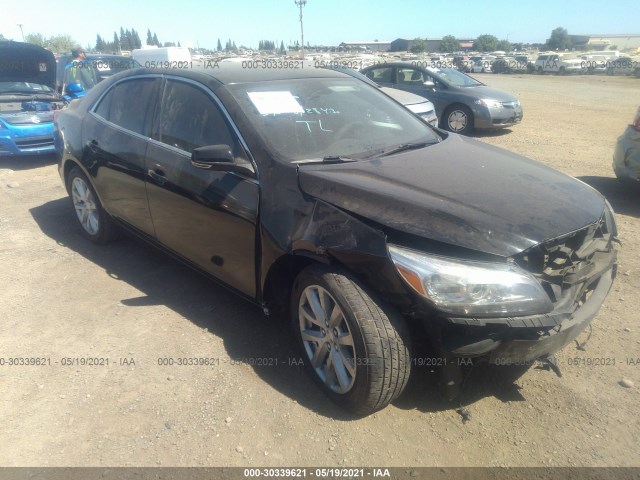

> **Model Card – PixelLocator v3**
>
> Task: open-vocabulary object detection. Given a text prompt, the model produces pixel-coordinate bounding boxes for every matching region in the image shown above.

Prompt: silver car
[613,107,640,182]
[362,62,522,135]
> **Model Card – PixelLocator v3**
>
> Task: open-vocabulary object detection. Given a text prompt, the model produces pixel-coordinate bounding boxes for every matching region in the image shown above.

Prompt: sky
[1,0,639,51]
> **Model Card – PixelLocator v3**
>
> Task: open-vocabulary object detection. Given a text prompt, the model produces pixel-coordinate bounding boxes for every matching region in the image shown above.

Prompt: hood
[0,41,56,89]
[461,85,518,102]
[297,135,605,257]
[380,87,433,108]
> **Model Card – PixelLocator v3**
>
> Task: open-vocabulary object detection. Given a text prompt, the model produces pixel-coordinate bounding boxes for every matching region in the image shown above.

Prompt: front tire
[291,264,411,415]
[442,104,474,135]
[67,166,119,244]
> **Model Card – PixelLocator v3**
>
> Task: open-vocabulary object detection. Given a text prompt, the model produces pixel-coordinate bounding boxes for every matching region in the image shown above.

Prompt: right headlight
[388,244,553,317]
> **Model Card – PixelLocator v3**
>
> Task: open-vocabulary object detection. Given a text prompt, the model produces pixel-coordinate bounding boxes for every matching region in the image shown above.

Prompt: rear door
[144,78,259,297]
[84,77,161,236]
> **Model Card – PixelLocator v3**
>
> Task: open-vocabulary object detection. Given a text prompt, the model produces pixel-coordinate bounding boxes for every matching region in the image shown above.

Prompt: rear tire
[291,264,411,415]
[67,166,120,244]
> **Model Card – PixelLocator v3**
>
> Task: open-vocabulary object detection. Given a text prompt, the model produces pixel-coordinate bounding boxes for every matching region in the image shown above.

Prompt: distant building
[339,41,391,52]
[569,34,640,51]
[390,37,475,53]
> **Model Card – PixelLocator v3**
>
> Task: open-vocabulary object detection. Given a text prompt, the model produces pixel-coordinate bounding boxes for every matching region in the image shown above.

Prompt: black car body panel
[55,65,616,371]
[298,133,605,257]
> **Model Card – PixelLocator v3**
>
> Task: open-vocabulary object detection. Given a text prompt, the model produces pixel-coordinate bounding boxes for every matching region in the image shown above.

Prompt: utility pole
[17,24,24,41]
[294,0,306,58]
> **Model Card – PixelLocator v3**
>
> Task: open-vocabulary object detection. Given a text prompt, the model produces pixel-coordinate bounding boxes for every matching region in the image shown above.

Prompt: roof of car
[128,62,351,85]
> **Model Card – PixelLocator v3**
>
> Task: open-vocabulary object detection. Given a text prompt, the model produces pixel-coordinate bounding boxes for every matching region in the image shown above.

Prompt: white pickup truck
[534,53,585,74]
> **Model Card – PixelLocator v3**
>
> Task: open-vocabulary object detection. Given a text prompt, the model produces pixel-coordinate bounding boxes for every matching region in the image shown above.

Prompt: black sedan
[55,65,617,415]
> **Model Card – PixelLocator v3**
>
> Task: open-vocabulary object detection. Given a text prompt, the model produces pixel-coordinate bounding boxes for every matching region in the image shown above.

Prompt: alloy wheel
[71,176,99,236]
[298,285,356,394]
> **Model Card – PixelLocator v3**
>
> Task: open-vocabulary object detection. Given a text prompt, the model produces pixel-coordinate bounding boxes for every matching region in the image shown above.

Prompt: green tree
[280,40,285,54]
[25,33,45,47]
[113,32,120,52]
[546,27,572,50]
[496,39,512,52]
[410,38,426,53]
[131,29,141,49]
[152,33,160,47]
[217,38,222,51]
[47,35,75,54]
[474,34,499,52]
[146,29,153,46]
[0,33,7,41]
[439,35,460,53]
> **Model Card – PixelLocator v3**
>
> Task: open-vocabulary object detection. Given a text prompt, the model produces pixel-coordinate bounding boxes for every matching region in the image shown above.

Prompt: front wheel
[291,264,411,415]
[442,105,474,135]
[67,166,120,244]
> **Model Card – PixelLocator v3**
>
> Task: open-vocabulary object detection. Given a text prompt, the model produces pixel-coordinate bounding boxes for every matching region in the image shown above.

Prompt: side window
[94,78,158,136]
[397,68,424,85]
[94,88,113,120]
[159,80,234,153]
[365,67,393,84]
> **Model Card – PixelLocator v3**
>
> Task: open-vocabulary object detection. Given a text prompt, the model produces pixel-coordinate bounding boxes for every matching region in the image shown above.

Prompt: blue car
[0,41,64,156]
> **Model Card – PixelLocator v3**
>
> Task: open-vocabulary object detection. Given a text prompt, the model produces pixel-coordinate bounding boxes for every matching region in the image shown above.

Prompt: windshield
[0,81,54,94]
[427,67,482,87]
[227,78,439,162]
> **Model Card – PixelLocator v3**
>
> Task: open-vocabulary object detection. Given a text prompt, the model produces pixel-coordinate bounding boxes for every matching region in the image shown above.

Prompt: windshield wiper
[293,155,358,165]
[378,141,438,157]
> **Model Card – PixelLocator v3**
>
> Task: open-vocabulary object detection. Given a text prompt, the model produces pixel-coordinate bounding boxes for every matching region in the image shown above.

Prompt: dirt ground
[1,73,639,468]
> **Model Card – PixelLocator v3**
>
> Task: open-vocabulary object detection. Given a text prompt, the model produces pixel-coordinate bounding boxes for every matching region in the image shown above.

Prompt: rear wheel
[291,264,411,415]
[442,104,474,135]
[67,166,119,244]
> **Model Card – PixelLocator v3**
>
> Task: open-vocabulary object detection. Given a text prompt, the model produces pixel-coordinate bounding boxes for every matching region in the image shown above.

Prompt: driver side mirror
[191,144,252,176]
[192,144,234,166]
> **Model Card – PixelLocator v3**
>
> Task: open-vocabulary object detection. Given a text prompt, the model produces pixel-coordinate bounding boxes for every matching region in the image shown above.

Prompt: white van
[131,47,192,68]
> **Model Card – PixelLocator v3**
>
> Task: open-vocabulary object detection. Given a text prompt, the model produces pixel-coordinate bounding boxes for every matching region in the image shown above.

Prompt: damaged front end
[398,205,618,367]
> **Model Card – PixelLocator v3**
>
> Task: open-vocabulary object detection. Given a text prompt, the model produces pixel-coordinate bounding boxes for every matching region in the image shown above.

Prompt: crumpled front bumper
[613,126,640,182]
[425,255,616,364]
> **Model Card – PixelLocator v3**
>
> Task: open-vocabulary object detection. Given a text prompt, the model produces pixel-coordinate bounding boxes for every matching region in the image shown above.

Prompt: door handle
[148,168,167,185]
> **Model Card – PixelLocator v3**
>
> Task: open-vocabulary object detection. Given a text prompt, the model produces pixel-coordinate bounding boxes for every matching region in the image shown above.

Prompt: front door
[145,78,259,297]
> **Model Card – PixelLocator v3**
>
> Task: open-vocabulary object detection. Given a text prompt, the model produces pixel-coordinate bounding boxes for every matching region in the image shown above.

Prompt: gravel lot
[1,73,639,468]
